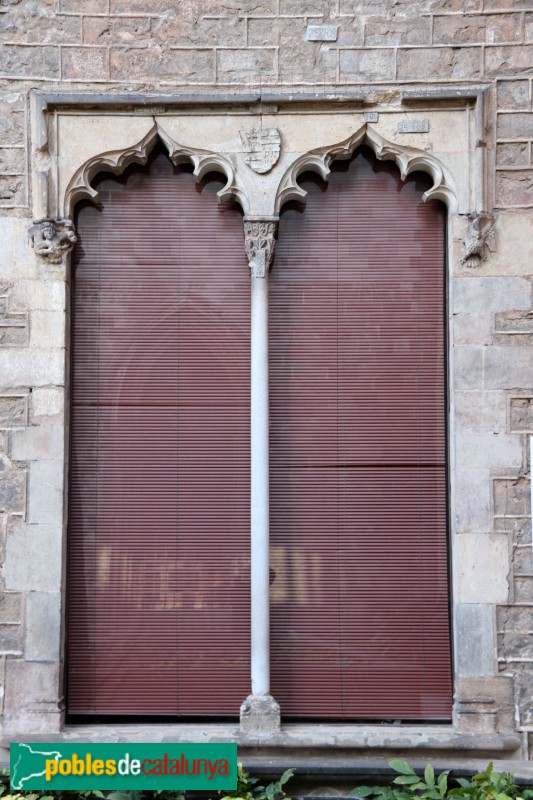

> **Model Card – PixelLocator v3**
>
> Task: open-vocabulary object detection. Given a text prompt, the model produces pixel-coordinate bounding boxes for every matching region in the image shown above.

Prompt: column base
[240,693,281,735]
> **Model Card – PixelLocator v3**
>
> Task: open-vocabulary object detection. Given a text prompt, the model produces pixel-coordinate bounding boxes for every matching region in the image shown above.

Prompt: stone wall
[0,0,533,763]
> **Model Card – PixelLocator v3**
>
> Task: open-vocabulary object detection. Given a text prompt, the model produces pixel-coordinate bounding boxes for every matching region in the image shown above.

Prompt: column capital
[244,219,278,278]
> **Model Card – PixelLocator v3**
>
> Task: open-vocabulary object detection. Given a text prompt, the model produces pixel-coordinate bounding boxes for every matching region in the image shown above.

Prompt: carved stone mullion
[244,220,277,278]
[29,218,77,264]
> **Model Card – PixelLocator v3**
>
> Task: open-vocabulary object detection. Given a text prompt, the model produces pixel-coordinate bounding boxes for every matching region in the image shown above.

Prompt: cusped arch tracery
[275,124,457,216]
[62,123,246,218]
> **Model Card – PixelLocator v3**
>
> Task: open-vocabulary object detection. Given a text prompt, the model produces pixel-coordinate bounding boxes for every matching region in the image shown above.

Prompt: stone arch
[62,122,245,218]
[275,123,457,216]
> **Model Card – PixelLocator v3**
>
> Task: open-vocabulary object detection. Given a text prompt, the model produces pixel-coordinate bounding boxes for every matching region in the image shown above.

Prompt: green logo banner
[11,742,237,791]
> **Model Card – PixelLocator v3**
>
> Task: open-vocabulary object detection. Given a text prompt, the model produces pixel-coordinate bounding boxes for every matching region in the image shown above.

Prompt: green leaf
[393,776,421,786]
[390,760,416,776]
[349,787,376,798]
[437,770,449,797]
[424,765,435,789]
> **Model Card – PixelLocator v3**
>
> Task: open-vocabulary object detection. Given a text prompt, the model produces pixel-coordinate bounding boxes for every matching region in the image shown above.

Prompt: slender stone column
[240,218,280,735]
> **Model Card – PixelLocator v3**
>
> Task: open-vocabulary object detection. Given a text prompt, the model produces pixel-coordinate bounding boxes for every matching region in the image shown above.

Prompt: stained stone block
[3,660,62,735]
[12,425,64,461]
[455,534,509,603]
[0,624,21,653]
[4,523,62,591]
[456,433,522,469]
[0,592,21,622]
[28,460,64,523]
[455,469,491,533]
[25,592,61,662]
[0,395,26,428]
[510,397,533,432]
[494,477,530,517]
[453,277,531,313]
[454,391,507,434]
[455,604,494,677]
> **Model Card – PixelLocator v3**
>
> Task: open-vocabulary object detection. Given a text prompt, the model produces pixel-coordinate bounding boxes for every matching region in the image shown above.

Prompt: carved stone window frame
[11,87,519,760]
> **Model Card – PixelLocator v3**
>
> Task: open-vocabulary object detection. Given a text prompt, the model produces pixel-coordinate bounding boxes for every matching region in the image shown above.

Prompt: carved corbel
[244,220,277,278]
[461,212,496,268]
[29,218,77,264]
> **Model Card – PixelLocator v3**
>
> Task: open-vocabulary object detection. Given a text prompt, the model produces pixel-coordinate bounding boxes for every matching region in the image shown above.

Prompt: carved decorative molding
[461,212,496,268]
[28,218,77,264]
[244,220,277,278]
[240,127,281,174]
[275,124,457,215]
[63,123,245,217]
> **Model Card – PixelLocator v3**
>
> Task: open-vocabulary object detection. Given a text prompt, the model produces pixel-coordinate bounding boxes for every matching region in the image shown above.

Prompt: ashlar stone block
[455,533,509,603]
[4,523,62,591]
[25,592,61,662]
[455,603,494,677]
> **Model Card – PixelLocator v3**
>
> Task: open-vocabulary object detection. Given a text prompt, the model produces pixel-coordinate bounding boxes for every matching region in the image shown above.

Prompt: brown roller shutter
[67,151,250,716]
[270,148,451,720]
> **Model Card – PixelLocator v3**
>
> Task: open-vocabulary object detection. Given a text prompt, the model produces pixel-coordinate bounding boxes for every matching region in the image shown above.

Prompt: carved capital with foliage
[244,220,277,278]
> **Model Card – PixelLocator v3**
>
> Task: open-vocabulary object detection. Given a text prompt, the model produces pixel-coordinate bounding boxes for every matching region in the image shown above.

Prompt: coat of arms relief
[240,127,281,174]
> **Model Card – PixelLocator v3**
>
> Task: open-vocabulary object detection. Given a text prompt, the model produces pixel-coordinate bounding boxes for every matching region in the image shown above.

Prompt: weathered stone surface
[456,433,522,469]
[453,276,531,313]
[497,80,530,111]
[513,544,533,575]
[61,46,107,80]
[455,676,515,734]
[3,660,62,735]
[4,523,62,591]
[152,15,245,48]
[0,348,65,388]
[279,39,336,83]
[516,674,533,726]
[0,107,24,148]
[12,426,64,461]
[484,346,533,388]
[25,592,61,662]
[248,18,281,47]
[526,13,533,45]
[434,13,521,45]
[0,465,25,515]
[495,310,533,335]
[455,391,507,434]
[455,603,494,677]
[497,605,533,633]
[11,280,66,313]
[496,170,533,206]
[365,16,430,46]
[494,477,531,517]
[83,15,151,46]
[110,46,215,82]
[240,693,280,734]
[59,0,106,11]
[0,147,25,172]
[514,576,533,604]
[0,593,21,623]
[0,175,25,205]
[453,313,492,346]
[0,624,21,653]
[484,0,533,8]
[498,113,533,140]
[0,44,59,78]
[499,631,533,660]
[0,2,80,44]
[31,387,64,421]
[486,46,533,77]
[455,469,490,533]
[217,48,276,83]
[339,47,394,82]
[495,517,531,547]
[456,534,509,603]
[510,397,533,432]
[28,460,64,524]
[29,310,65,349]
[0,395,26,427]
[496,143,529,167]
[279,0,331,13]
[454,346,483,390]
[397,46,481,80]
